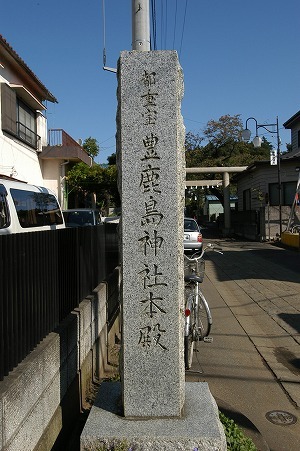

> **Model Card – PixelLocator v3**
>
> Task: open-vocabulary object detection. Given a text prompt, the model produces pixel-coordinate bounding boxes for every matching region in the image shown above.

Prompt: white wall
[0,80,45,185]
[40,159,64,202]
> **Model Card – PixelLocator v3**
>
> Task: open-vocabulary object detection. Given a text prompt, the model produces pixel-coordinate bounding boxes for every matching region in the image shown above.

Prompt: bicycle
[184,243,223,370]
[290,224,300,234]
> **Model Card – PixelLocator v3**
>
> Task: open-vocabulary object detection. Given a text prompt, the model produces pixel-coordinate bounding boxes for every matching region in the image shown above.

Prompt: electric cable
[164,0,168,50]
[179,0,188,58]
[172,0,178,50]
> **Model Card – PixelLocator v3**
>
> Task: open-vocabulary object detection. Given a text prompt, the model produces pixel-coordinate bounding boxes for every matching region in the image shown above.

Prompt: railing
[0,223,119,381]
[16,121,40,149]
[48,129,82,148]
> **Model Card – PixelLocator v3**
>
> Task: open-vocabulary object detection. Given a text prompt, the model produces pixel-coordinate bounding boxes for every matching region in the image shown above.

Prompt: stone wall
[0,268,120,451]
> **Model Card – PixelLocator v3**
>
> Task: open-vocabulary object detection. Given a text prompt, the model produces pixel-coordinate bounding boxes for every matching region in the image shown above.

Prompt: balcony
[16,121,40,149]
[40,129,92,166]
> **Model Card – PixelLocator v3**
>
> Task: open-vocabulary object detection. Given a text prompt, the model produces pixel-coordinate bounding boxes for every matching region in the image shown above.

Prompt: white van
[0,178,65,234]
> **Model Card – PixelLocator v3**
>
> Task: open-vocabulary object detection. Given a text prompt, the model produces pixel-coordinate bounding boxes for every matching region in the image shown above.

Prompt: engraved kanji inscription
[141,89,158,125]
[139,263,168,289]
[142,107,157,125]
[141,89,158,107]
[142,133,159,160]
[140,291,166,317]
[138,230,164,256]
[138,324,168,350]
[140,164,161,193]
[142,70,156,87]
[141,196,163,226]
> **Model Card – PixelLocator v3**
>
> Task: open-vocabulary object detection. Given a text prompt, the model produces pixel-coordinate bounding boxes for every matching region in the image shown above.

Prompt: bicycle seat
[184,274,203,283]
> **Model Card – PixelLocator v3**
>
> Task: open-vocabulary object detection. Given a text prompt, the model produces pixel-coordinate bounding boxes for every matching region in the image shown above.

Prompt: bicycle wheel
[197,290,212,339]
[184,289,197,370]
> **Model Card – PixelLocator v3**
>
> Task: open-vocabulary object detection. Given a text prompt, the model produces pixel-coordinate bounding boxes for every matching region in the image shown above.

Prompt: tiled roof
[281,149,300,159]
[0,34,57,103]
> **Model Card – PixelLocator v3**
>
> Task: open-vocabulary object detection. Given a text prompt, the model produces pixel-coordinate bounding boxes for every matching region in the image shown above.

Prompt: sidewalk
[185,236,300,451]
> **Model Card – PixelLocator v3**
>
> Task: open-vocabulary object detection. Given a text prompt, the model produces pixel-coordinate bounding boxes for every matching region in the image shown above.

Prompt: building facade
[0,35,91,207]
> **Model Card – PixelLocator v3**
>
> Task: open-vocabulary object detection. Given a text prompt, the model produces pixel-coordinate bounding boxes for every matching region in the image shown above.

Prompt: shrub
[219,411,257,451]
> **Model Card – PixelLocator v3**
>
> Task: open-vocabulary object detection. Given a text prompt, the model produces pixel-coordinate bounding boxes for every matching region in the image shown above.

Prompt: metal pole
[132,0,150,51]
[276,116,282,236]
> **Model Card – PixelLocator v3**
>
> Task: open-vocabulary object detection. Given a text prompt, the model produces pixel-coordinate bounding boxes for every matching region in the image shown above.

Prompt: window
[1,83,39,148]
[269,181,297,206]
[298,130,300,149]
[243,189,251,210]
[11,189,63,228]
[17,99,37,147]
[0,185,10,229]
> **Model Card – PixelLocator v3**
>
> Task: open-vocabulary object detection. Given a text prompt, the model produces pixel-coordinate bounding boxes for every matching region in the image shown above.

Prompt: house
[0,35,91,207]
[204,194,237,222]
[0,34,57,184]
[283,110,300,159]
[232,114,300,241]
[40,129,92,209]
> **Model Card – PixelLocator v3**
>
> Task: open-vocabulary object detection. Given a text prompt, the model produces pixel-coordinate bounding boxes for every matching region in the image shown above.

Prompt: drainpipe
[60,160,69,210]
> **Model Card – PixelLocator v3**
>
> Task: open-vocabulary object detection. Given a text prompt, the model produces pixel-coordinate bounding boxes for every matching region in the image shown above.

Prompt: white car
[184,217,203,251]
[0,178,65,234]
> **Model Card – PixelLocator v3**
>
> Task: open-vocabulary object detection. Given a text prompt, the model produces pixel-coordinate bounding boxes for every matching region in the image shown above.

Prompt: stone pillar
[80,49,227,451]
[117,50,186,418]
[223,171,231,235]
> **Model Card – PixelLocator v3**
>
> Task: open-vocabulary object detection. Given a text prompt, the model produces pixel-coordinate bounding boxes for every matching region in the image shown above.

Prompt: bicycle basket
[184,258,205,282]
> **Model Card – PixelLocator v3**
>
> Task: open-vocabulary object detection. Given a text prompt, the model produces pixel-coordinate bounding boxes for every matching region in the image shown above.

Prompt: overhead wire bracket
[102,0,117,73]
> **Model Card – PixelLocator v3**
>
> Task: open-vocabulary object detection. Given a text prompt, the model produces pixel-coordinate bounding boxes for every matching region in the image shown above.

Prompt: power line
[164,0,168,50]
[172,0,178,49]
[179,0,188,58]
[99,135,115,144]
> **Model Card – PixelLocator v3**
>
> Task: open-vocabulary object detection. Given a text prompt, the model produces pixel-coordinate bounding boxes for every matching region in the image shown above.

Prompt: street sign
[270,148,277,165]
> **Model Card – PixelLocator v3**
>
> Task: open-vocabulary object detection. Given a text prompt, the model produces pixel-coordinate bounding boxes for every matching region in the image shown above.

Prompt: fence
[0,223,119,381]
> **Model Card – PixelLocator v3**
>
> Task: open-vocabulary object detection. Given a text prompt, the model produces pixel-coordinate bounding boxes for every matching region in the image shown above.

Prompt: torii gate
[186,166,247,234]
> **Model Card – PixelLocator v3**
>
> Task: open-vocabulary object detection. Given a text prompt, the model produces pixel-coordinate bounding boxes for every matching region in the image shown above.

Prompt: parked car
[0,178,65,234]
[62,209,102,227]
[184,217,203,251]
[102,215,120,224]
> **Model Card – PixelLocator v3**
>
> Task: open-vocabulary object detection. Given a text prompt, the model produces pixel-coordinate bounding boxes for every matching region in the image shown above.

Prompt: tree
[65,149,120,212]
[83,137,100,160]
[203,114,243,147]
[185,114,273,209]
[185,114,272,169]
[107,153,116,165]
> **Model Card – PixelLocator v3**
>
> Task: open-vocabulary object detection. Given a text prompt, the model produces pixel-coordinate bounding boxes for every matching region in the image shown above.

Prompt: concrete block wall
[0,267,120,451]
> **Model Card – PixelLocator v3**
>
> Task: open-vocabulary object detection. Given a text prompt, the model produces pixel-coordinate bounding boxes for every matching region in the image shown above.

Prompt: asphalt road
[185,236,300,451]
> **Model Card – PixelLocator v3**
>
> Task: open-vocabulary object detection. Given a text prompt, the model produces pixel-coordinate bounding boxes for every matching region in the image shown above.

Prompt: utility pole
[276,116,282,236]
[132,0,150,50]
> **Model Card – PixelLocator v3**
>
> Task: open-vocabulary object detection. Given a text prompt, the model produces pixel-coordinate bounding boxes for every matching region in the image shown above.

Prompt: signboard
[270,148,277,165]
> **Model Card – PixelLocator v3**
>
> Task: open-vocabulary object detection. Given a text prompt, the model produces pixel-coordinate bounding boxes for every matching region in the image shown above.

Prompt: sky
[2,0,299,164]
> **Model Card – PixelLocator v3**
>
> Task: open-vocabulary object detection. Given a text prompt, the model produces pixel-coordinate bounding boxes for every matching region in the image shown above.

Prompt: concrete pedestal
[80,382,226,451]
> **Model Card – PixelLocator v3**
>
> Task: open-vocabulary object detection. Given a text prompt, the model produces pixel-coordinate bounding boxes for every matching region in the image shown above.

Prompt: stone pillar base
[80,382,226,451]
